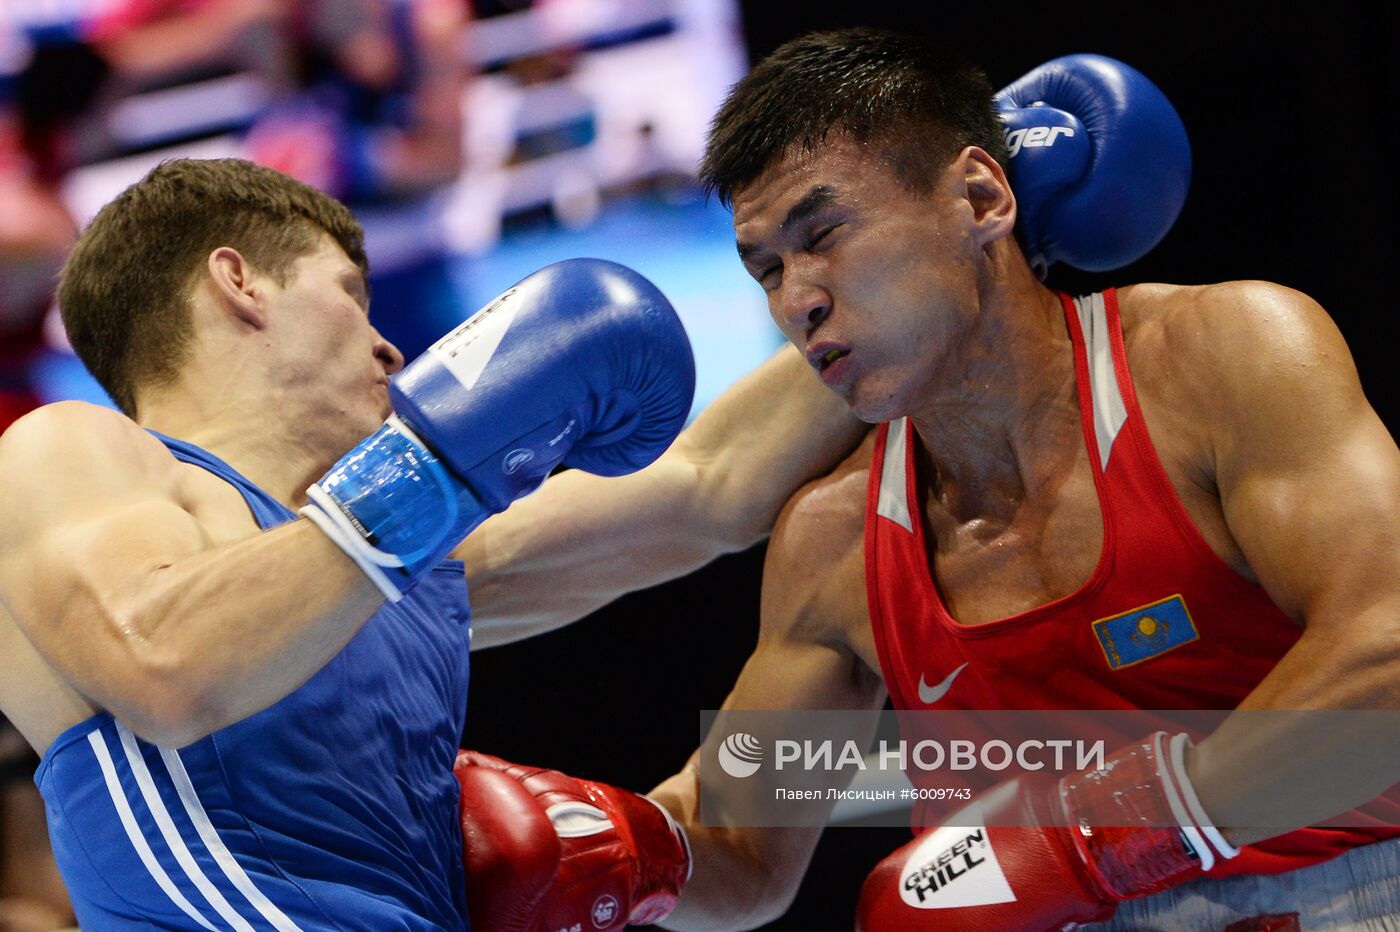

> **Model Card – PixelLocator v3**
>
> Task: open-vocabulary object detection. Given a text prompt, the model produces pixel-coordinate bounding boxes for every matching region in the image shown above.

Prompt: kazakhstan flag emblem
[1093,595,1199,670]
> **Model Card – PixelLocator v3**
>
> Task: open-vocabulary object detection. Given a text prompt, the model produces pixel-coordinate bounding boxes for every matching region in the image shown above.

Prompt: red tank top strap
[1060,289,1267,593]
[864,418,921,711]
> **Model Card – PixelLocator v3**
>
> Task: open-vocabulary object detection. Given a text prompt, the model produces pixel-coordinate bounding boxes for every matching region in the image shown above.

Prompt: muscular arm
[459,346,866,649]
[647,442,886,931]
[0,404,383,748]
[1174,283,1400,843]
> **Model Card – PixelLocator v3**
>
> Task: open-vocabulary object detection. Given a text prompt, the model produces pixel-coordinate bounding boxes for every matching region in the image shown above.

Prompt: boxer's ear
[958,146,1017,247]
[206,247,267,328]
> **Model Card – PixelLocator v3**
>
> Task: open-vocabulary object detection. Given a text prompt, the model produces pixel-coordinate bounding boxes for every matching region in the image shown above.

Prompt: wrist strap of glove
[301,415,486,601]
[1167,732,1241,860]
[1059,731,1239,900]
[628,796,691,924]
[581,784,690,926]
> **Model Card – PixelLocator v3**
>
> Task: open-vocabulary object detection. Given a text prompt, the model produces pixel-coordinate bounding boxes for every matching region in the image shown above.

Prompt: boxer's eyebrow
[779,185,837,232]
[736,185,839,261]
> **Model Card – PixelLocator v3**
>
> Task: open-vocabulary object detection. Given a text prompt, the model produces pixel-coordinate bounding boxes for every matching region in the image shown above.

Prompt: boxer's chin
[844,377,912,426]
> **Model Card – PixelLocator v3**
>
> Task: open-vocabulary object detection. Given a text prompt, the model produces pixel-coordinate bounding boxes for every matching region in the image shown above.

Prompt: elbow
[126,688,220,749]
[105,614,221,747]
[119,664,222,748]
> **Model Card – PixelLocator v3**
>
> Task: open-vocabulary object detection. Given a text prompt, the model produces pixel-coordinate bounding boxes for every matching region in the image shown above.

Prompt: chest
[918,428,1246,628]
[924,445,1106,626]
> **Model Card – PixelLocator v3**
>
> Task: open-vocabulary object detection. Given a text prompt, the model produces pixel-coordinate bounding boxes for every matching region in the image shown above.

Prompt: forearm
[681,346,866,546]
[650,768,817,931]
[80,519,382,744]
[659,828,802,931]
[464,348,866,647]
[1188,601,1400,846]
[462,455,715,648]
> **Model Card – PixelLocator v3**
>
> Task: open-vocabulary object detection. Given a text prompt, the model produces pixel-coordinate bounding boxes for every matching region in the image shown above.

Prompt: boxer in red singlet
[449,28,1399,932]
[640,31,1400,932]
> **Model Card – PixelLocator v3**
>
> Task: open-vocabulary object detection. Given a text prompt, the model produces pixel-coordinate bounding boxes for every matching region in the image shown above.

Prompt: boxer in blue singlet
[0,157,864,929]
[37,433,472,929]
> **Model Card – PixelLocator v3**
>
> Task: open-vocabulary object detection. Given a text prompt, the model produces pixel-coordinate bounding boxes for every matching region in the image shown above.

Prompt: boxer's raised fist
[996,54,1191,276]
[302,259,695,601]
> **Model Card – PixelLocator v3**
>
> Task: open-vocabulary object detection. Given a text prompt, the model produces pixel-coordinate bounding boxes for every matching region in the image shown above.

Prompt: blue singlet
[35,434,473,930]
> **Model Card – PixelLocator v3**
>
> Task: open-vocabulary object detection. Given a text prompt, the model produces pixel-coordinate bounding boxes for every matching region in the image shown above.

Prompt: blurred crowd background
[0,1,1391,928]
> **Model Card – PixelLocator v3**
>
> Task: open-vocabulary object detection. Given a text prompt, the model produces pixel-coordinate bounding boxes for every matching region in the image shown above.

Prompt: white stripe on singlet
[114,723,256,931]
[876,417,913,532]
[158,743,305,931]
[1072,292,1129,471]
[87,729,220,931]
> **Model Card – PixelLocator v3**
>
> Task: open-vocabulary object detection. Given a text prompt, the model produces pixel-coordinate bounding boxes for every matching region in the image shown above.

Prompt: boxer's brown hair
[59,158,369,417]
[701,28,1009,206]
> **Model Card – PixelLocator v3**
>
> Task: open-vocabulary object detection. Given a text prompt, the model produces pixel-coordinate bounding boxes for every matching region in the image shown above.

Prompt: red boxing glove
[454,750,691,932]
[857,732,1239,932]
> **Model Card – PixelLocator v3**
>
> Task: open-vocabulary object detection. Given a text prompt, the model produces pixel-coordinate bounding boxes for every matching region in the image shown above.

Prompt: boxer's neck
[905,269,1082,527]
[137,381,344,511]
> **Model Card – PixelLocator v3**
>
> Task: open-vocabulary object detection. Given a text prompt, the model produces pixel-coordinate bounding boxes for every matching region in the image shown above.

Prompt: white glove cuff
[647,796,694,885]
[1151,731,1216,872]
[1168,732,1241,862]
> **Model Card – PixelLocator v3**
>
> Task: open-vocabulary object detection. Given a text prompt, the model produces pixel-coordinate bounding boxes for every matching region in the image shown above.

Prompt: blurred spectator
[75,0,295,165]
[86,0,292,83]
[243,0,473,357]
[249,0,468,201]
[0,14,81,435]
[82,0,470,205]
[0,718,74,932]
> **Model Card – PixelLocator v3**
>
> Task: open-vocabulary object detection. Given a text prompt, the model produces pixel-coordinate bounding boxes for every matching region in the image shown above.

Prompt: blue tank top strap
[148,430,296,530]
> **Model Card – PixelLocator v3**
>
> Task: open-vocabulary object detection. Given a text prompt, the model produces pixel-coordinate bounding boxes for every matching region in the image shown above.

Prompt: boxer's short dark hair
[59,158,369,417]
[701,28,1009,206]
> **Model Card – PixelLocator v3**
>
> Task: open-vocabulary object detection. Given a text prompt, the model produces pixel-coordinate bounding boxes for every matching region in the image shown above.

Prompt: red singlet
[864,288,1398,875]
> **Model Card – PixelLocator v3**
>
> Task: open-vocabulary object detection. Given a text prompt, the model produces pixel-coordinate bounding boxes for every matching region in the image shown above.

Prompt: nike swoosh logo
[917,662,969,705]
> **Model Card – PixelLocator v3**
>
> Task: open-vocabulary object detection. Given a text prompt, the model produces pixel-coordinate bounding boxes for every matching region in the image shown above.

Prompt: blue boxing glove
[301,259,696,601]
[996,54,1191,276]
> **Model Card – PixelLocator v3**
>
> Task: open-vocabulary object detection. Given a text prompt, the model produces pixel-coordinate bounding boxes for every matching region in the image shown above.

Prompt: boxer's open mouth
[810,347,849,372]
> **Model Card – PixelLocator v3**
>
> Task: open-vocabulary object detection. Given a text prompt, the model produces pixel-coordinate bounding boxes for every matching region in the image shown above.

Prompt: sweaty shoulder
[760,430,877,650]
[1115,280,1365,510]
[1119,281,1347,376]
[1118,281,1357,424]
